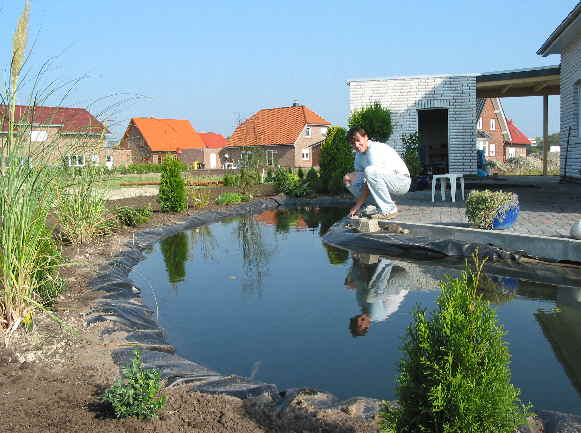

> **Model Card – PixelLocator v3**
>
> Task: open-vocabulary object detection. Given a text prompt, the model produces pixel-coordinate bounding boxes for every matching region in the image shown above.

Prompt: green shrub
[401,132,422,177]
[158,157,187,212]
[348,101,392,143]
[215,192,248,205]
[319,127,354,194]
[102,350,166,420]
[465,190,519,229]
[265,168,274,183]
[273,168,300,194]
[305,167,319,187]
[223,173,241,187]
[114,206,152,227]
[239,167,260,189]
[188,187,212,209]
[297,167,305,180]
[381,258,531,433]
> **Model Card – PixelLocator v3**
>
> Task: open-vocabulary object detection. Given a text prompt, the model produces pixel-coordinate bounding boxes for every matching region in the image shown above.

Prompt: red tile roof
[228,105,330,147]
[199,132,228,149]
[130,118,205,152]
[0,105,107,134]
[507,119,531,145]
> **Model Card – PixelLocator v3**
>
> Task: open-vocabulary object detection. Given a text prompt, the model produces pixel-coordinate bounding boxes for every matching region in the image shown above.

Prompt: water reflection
[160,232,189,285]
[535,286,581,398]
[345,253,410,337]
[236,215,273,294]
[191,225,218,262]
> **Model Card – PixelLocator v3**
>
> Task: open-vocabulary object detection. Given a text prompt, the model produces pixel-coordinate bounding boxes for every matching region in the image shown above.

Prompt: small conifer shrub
[381,257,531,433]
[102,350,166,420]
[158,157,187,212]
[319,127,354,194]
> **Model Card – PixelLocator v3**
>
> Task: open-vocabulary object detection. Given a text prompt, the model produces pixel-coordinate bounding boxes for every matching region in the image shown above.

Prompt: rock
[536,410,581,433]
[348,218,380,233]
[570,220,581,240]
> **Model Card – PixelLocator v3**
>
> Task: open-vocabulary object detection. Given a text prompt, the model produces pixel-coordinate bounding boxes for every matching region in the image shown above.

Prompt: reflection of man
[345,254,409,337]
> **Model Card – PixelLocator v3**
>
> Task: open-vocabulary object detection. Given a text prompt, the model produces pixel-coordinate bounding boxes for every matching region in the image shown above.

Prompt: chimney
[292,99,299,107]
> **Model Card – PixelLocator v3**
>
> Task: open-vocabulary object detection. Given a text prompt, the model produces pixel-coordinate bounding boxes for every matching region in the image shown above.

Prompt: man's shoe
[371,210,399,220]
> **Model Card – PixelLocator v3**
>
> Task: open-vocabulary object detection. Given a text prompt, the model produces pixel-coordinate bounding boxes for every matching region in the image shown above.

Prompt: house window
[305,127,312,137]
[489,143,496,157]
[321,127,328,136]
[477,117,482,129]
[30,130,48,142]
[482,143,489,156]
[91,154,99,165]
[490,119,496,131]
[66,155,85,167]
[106,155,112,162]
[302,148,310,160]
[266,150,277,167]
[507,147,516,158]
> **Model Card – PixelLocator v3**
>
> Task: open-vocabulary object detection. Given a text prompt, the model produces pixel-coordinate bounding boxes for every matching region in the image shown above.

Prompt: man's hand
[348,204,361,218]
[344,173,352,186]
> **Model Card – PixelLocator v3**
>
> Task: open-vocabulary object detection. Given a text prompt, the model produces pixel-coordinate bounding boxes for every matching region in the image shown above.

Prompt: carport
[476,65,560,175]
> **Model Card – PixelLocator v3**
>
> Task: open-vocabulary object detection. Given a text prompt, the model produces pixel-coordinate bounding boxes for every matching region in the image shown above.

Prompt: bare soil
[1,196,377,433]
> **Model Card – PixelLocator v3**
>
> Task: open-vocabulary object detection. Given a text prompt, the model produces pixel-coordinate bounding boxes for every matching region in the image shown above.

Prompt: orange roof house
[199,132,229,149]
[225,103,331,168]
[119,117,206,164]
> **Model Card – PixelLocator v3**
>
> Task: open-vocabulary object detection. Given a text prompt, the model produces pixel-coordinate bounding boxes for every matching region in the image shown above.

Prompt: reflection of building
[253,210,309,229]
[535,286,581,397]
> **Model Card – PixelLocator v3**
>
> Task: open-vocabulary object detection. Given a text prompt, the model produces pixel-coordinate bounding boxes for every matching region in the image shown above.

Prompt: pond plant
[401,132,422,178]
[465,190,520,230]
[381,257,531,433]
[102,350,166,420]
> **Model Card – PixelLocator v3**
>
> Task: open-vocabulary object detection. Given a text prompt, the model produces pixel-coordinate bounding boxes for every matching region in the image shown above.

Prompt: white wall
[560,33,581,179]
[348,75,477,174]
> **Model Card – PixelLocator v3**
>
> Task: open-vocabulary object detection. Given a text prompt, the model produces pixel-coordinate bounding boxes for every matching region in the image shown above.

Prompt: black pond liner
[86,196,581,429]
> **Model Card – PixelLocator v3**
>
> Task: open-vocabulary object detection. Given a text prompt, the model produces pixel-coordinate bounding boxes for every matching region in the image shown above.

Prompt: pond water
[131,207,581,415]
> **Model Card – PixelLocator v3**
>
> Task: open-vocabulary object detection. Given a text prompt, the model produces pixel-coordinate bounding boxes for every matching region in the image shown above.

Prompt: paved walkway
[395,176,581,239]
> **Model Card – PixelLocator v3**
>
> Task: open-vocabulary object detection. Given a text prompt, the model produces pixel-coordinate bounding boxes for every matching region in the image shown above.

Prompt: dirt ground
[0,196,378,433]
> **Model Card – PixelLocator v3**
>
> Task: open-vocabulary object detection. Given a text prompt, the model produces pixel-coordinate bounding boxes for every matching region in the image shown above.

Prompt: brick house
[348,75,477,175]
[224,103,331,168]
[538,2,581,181]
[476,98,510,162]
[505,119,531,159]
[0,104,128,167]
[118,118,206,164]
[180,132,228,169]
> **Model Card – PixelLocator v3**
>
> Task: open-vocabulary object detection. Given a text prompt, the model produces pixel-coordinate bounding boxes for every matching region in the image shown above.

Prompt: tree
[319,126,354,194]
[348,101,393,143]
[158,156,187,212]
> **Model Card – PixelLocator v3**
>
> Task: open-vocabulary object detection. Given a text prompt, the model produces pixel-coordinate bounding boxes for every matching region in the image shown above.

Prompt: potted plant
[465,190,519,230]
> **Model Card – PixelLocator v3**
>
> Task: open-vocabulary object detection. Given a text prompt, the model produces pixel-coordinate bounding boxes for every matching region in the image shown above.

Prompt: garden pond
[130,207,581,415]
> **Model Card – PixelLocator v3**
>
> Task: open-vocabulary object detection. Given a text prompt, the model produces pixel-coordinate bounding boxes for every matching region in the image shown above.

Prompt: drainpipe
[542,95,549,176]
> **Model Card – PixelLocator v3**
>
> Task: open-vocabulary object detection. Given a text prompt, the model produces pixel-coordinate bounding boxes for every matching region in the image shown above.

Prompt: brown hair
[349,314,369,337]
[347,126,367,143]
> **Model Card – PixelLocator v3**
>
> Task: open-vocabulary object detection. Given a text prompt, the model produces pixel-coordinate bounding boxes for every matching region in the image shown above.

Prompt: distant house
[0,104,129,168]
[476,98,530,161]
[118,118,205,164]
[225,103,331,168]
[538,2,581,180]
[505,119,531,159]
[476,98,511,162]
[180,132,229,169]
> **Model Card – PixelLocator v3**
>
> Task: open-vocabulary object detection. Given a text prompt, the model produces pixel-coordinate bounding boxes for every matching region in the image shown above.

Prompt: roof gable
[0,104,107,134]
[538,2,581,56]
[228,105,330,147]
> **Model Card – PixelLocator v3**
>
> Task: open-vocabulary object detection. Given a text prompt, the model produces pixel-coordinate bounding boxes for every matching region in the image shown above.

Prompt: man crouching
[344,127,411,219]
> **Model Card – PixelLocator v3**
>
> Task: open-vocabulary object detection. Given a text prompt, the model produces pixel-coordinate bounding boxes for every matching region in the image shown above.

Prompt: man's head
[347,127,369,153]
[349,313,371,337]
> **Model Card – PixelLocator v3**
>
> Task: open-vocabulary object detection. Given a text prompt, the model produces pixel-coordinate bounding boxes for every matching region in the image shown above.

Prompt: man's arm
[349,183,369,217]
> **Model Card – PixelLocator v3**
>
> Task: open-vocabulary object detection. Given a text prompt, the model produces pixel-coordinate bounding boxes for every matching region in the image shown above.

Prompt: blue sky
[0,0,575,140]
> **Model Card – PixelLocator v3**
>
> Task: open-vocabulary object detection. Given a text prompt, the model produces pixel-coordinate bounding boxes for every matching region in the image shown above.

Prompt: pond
[130,207,581,415]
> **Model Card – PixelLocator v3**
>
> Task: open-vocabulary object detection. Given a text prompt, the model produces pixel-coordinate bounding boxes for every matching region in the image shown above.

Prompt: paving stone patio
[395,176,581,239]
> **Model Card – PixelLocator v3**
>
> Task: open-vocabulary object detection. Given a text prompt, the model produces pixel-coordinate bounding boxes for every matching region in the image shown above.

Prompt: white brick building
[348,75,477,175]
[538,3,581,181]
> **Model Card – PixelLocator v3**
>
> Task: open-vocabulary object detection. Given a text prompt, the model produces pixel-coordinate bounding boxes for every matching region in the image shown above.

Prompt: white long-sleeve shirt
[354,140,410,177]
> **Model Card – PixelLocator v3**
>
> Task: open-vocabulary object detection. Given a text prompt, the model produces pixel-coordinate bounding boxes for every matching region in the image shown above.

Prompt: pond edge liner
[85,196,581,430]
